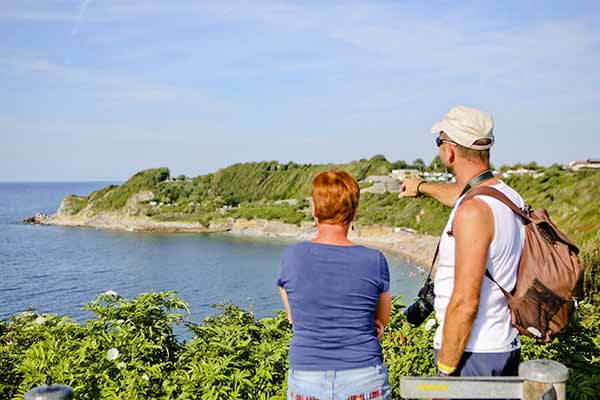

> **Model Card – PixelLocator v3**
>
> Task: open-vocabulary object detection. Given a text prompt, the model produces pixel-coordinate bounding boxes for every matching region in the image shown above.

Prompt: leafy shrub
[581,231,600,300]
[1,292,188,399]
[2,292,599,399]
[380,297,437,396]
[519,299,600,399]
[168,305,291,399]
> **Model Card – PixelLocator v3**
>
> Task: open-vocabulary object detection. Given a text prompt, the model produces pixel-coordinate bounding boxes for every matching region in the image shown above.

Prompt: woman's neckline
[308,240,361,248]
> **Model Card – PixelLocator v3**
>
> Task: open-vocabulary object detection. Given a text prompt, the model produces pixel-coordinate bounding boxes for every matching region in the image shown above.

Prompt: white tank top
[433,181,525,352]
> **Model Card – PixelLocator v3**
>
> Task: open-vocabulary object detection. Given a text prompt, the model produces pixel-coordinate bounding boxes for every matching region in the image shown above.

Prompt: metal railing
[400,359,568,399]
[24,359,567,400]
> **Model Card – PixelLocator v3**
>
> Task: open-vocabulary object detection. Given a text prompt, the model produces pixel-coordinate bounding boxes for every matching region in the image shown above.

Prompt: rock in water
[22,213,51,224]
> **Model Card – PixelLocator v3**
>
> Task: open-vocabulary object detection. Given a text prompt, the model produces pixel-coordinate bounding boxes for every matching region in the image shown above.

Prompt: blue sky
[1,1,600,181]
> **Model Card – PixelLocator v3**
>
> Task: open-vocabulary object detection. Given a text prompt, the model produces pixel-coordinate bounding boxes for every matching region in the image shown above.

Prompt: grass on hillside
[59,161,600,299]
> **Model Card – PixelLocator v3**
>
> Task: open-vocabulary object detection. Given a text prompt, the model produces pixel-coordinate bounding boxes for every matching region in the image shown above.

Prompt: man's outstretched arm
[399,177,461,208]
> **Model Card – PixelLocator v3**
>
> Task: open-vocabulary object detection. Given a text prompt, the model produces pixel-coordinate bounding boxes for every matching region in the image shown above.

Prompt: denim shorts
[287,363,392,400]
[434,348,520,377]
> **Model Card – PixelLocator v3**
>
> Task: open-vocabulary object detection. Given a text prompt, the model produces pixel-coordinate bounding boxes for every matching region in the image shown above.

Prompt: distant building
[360,175,401,194]
[422,171,455,182]
[364,175,390,183]
[503,168,544,178]
[566,159,600,171]
[391,169,420,181]
[390,169,454,183]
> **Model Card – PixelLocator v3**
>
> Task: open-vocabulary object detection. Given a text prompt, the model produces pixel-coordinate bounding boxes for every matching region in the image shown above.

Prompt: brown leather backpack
[462,186,585,343]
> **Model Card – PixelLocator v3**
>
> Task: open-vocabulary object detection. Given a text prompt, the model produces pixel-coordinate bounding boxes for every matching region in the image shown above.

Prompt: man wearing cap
[401,106,525,379]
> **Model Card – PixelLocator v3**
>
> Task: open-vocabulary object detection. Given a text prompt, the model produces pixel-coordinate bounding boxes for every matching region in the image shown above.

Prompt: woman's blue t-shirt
[277,241,390,371]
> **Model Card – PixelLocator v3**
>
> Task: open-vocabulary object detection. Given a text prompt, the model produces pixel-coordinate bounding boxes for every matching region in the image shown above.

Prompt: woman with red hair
[277,170,392,400]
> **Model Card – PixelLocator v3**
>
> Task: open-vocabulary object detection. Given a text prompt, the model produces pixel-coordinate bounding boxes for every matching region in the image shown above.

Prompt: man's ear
[446,144,457,165]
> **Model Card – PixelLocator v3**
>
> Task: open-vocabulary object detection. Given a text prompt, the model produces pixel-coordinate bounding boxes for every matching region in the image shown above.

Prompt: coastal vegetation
[1,292,598,399]
[63,157,600,241]
[60,157,600,298]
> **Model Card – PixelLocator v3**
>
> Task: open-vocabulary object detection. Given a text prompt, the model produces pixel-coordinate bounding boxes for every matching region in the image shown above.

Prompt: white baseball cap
[430,105,494,150]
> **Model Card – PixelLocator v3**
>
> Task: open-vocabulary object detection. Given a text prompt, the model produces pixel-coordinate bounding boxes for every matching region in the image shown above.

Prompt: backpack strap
[462,186,532,223]
[465,186,579,254]
[460,186,526,301]
[484,270,514,300]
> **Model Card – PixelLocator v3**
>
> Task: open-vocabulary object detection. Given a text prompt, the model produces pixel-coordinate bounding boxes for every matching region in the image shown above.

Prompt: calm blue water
[0,182,424,326]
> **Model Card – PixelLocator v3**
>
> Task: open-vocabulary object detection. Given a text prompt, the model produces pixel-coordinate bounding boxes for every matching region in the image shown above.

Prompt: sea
[0,182,424,331]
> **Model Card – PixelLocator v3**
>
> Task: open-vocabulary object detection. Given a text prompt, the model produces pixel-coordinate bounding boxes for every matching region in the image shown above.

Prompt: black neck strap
[459,169,495,197]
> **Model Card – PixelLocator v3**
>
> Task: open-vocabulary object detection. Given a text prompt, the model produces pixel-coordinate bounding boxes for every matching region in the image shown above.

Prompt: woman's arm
[279,287,293,324]
[375,291,392,327]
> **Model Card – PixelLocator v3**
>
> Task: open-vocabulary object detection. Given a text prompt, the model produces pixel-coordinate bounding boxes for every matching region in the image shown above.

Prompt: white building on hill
[567,159,600,171]
[391,169,420,181]
[503,168,544,178]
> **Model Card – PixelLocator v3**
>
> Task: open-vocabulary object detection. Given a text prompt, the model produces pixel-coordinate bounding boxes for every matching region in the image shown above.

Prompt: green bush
[581,231,600,300]
[381,297,437,394]
[169,305,291,399]
[1,292,188,399]
[2,292,599,399]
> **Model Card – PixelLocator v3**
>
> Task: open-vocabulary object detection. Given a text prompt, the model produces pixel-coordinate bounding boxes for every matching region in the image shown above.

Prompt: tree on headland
[412,158,426,171]
[370,154,388,163]
[391,160,410,170]
[428,155,444,172]
[523,161,540,170]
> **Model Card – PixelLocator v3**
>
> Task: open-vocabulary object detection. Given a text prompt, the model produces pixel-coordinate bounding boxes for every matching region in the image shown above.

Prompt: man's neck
[453,162,495,190]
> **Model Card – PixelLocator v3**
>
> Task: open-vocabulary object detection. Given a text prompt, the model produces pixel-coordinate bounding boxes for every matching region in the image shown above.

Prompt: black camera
[403,278,435,326]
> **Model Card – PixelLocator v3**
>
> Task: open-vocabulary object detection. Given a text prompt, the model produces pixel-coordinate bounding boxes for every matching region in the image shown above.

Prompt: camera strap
[423,169,495,283]
[459,169,495,197]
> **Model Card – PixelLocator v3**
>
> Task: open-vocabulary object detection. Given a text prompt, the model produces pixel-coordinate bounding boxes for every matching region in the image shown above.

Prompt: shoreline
[26,212,438,269]
[223,224,437,269]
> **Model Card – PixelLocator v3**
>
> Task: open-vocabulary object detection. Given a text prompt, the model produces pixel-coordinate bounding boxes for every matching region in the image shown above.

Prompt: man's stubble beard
[443,160,454,176]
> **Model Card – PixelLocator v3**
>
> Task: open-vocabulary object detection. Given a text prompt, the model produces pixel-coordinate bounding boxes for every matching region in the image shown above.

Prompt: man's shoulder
[455,196,494,224]
[453,197,495,243]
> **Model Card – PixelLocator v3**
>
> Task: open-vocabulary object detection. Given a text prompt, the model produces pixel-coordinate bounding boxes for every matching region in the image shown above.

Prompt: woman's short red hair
[312,170,360,226]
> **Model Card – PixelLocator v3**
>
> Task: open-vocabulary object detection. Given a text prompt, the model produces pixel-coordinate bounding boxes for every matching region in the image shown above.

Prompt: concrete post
[25,384,73,400]
[519,359,568,400]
